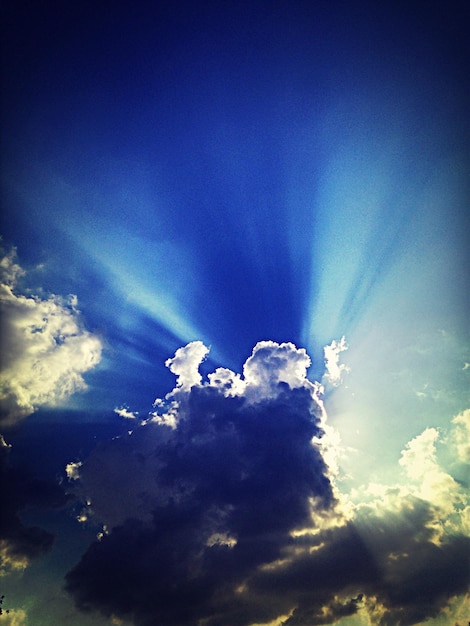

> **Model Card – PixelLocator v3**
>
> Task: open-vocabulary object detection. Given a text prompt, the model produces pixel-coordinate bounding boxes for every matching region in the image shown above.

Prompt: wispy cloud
[452,409,470,464]
[0,247,102,425]
[113,407,138,420]
[65,341,469,625]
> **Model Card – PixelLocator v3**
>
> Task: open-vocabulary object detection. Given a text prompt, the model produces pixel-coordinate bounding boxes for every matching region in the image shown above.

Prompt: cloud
[452,408,470,464]
[65,342,470,626]
[0,247,102,425]
[0,606,27,626]
[165,341,210,390]
[65,461,83,482]
[65,341,334,624]
[0,436,69,577]
[398,428,463,517]
[323,336,349,387]
[113,406,138,420]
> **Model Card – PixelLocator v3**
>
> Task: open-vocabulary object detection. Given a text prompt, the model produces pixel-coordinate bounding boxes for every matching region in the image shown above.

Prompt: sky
[1,1,469,625]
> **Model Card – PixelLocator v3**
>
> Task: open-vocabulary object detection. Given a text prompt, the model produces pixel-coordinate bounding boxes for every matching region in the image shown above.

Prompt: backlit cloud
[323,336,349,387]
[0,248,103,425]
[165,341,210,391]
[0,607,27,626]
[65,342,469,625]
[399,428,463,517]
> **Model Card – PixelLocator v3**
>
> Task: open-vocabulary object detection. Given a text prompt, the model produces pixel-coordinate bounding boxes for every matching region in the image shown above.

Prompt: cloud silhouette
[65,342,470,625]
[0,436,68,577]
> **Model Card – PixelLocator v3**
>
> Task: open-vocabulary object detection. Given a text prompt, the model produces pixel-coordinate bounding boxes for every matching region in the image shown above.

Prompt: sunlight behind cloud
[302,101,406,348]
[296,97,470,491]
[65,340,470,626]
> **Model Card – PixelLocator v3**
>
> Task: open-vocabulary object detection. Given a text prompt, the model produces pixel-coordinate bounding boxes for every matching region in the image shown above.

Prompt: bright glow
[76,226,205,345]
[0,250,102,424]
[1,4,467,624]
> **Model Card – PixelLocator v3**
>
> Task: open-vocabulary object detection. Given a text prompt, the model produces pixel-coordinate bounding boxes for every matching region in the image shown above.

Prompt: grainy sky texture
[1,1,469,625]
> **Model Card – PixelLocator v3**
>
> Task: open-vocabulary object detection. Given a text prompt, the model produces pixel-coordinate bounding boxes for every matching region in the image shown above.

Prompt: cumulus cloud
[65,342,470,626]
[165,341,210,390]
[398,428,464,519]
[323,336,349,386]
[242,341,316,400]
[65,341,334,624]
[0,247,102,425]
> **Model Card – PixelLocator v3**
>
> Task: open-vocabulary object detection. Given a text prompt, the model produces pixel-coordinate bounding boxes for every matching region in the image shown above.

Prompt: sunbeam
[1,1,468,624]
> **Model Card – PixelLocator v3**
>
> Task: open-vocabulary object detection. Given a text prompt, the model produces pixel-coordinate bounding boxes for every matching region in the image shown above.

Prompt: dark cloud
[66,342,333,625]
[65,342,470,625]
[251,497,470,626]
[0,437,69,575]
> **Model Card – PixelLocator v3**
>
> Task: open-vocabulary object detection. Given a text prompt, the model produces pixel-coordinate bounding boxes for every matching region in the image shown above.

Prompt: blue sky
[1,2,469,625]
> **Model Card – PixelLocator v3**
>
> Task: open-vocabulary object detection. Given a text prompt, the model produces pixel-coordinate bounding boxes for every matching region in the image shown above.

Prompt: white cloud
[345,416,470,544]
[164,340,209,390]
[0,247,25,285]
[0,249,102,424]
[399,428,462,515]
[145,341,211,429]
[149,340,327,430]
[114,406,138,419]
[242,340,313,399]
[323,336,349,386]
[451,408,470,463]
[207,367,245,396]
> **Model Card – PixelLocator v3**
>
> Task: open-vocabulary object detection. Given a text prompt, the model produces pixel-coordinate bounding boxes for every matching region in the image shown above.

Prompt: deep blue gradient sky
[3,1,468,369]
[1,2,469,625]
